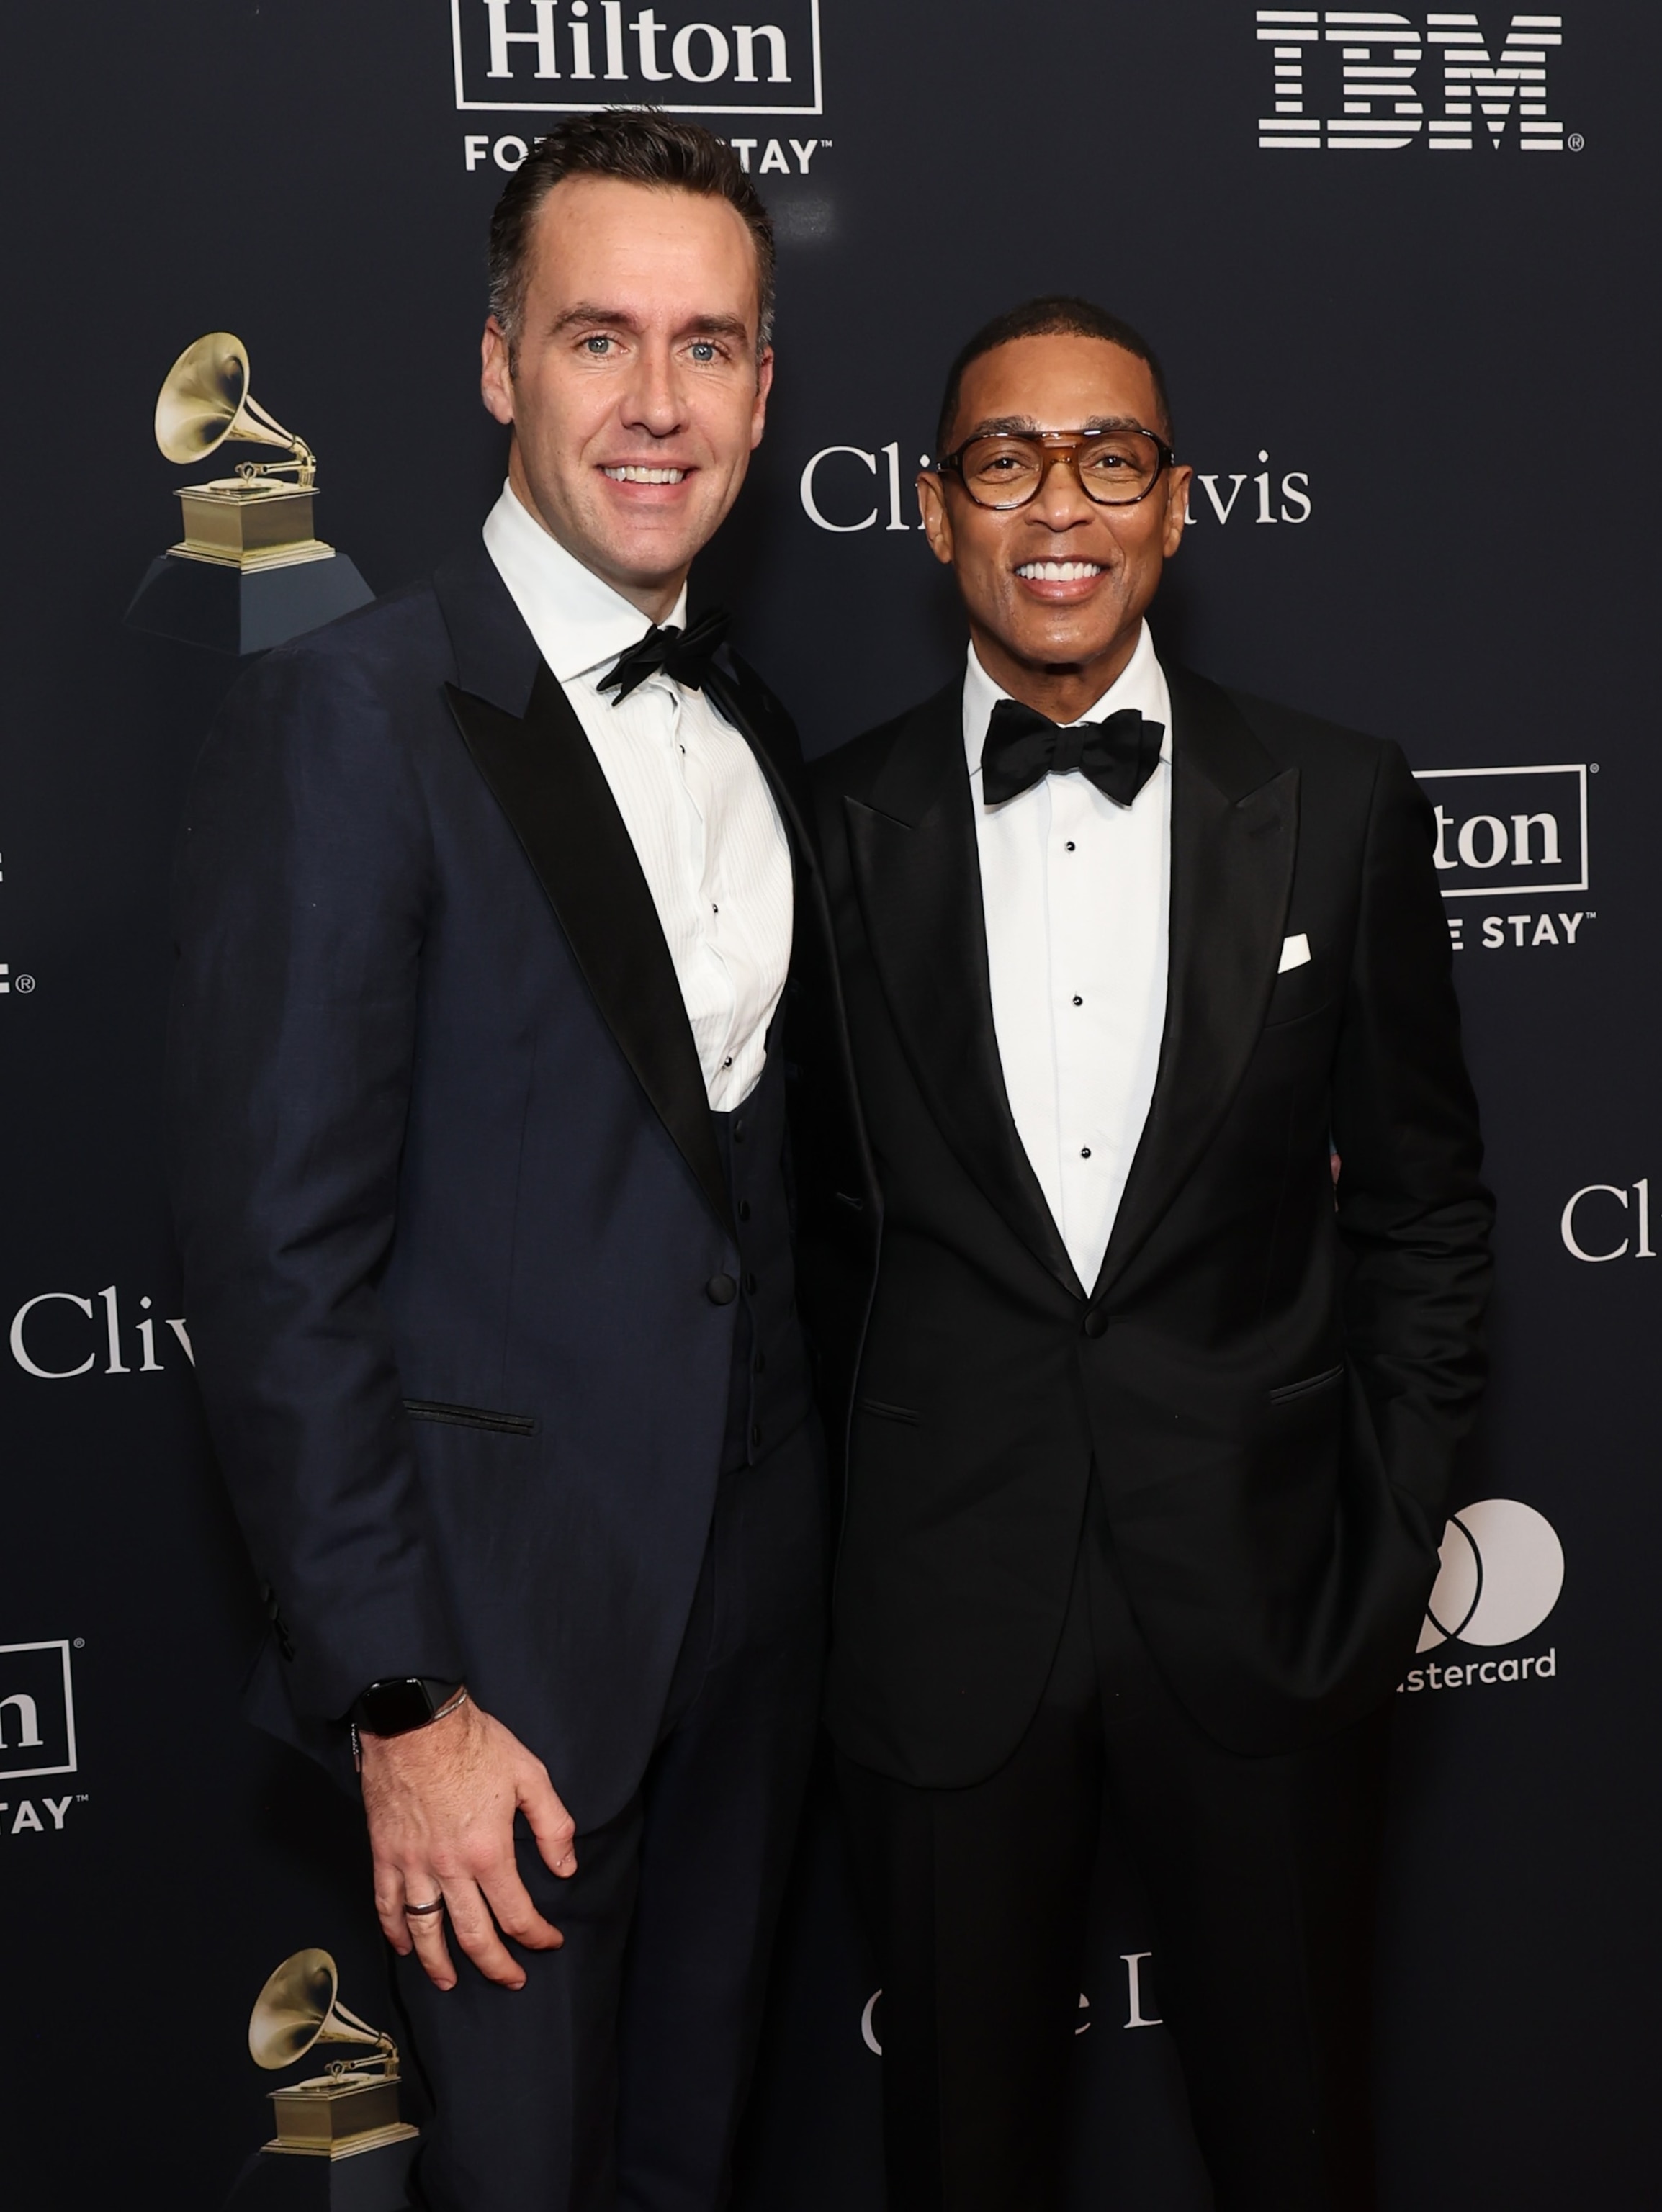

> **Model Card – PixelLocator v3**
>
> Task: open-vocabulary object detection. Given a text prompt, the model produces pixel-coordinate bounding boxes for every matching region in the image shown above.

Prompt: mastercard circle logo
[1416,1498,1565,1654]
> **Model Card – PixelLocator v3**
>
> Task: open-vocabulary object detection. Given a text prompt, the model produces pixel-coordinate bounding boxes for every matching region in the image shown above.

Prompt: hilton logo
[1413,764,1587,898]
[0,1640,77,1784]
[1257,10,1568,150]
[452,0,824,114]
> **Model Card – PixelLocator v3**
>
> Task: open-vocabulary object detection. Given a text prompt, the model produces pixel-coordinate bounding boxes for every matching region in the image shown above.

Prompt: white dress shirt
[482,482,793,1113]
[964,622,1173,1290]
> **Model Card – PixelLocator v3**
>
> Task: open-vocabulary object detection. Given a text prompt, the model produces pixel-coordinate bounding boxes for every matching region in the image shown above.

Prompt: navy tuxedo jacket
[167,540,853,1824]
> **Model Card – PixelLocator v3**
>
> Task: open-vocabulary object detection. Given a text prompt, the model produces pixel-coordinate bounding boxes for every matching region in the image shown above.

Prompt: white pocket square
[1278,932,1311,974]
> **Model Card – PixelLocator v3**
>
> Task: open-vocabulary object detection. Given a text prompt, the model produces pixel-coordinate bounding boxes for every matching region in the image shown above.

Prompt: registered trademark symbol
[73,1638,84,1648]
[1589,763,1599,773]
[14,973,34,994]
[1568,132,1584,150]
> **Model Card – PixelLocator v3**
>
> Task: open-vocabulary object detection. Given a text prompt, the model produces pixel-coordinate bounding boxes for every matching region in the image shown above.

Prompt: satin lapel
[845,685,1081,1298]
[446,665,733,1238]
[1094,665,1298,1299]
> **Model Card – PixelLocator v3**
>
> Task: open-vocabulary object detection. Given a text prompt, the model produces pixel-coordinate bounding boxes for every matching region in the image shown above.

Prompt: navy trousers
[395,1416,826,2212]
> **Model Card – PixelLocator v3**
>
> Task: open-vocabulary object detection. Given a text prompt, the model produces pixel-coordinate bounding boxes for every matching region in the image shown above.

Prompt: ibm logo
[1258,10,1565,148]
[452,0,823,115]
[0,1640,78,1784]
[1414,765,1588,896]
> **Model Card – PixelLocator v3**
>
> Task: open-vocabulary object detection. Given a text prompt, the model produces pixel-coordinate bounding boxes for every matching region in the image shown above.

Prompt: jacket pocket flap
[404,1398,536,1436]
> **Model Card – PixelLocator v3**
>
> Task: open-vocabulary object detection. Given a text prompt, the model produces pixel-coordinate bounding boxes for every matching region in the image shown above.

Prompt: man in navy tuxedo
[169,112,852,2212]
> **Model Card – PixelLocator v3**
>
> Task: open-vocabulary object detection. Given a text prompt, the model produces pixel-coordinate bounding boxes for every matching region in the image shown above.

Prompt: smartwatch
[349,1676,464,1738]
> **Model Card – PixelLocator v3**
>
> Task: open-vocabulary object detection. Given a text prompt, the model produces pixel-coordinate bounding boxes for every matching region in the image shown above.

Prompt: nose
[619,337,685,439]
[1031,451,1097,529]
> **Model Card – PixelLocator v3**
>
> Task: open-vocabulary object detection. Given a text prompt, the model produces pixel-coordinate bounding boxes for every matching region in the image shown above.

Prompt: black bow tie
[598,606,732,703]
[980,698,1165,809]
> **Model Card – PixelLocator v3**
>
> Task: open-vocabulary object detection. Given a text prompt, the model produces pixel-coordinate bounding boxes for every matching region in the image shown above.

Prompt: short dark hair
[488,109,776,360]
[935,295,1174,455]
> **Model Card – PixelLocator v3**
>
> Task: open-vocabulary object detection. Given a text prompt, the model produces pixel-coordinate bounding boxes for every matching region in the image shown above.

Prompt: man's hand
[360,1698,578,1991]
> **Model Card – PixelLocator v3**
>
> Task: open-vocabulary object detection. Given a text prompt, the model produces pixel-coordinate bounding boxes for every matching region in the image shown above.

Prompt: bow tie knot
[979,698,1164,809]
[599,606,732,703]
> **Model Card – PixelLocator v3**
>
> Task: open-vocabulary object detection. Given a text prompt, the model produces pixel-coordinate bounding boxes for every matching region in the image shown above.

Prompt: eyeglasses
[934,426,1176,511]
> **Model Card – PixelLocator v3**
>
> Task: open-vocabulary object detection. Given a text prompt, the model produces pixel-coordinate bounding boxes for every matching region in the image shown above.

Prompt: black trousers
[396,1417,826,2212]
[836,1490,1391,2212]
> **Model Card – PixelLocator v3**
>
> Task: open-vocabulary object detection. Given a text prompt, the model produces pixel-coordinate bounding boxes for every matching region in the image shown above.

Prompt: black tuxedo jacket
[807,665,1493,1783]
[168,538,851,1823]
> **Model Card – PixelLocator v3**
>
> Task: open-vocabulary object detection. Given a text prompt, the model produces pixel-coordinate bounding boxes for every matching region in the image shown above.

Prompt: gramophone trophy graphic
[126,332,372,656]
[223,1948,418,2212]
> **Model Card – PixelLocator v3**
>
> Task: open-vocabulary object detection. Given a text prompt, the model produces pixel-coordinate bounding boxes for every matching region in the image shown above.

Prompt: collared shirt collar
[963,620,1173,784]
[482,480,689,686]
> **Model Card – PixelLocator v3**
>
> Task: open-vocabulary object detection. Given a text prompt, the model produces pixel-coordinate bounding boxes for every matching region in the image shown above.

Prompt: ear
[917,472,955,568]
[481,317,516,428]
[750,346,775,451]
[1162,464,1194,557]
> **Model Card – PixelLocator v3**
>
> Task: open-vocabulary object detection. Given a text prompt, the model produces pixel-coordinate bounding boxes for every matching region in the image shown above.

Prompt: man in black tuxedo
[169,114,850,2212]
[809,298,1493,2211]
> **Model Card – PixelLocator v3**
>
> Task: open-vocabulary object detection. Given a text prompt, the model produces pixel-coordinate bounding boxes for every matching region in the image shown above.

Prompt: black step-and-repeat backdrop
[4,4,1658,2204]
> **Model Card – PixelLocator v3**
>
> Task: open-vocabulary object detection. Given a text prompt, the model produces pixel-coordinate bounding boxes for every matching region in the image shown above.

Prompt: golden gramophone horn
[248,1948,395,2072]
[154,331,313,472]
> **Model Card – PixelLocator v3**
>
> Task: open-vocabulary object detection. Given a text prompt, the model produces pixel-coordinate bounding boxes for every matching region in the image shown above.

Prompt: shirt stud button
[1080,1146,1092,1159]
[1066,841,1077,852]
[1072,995,1083,1007]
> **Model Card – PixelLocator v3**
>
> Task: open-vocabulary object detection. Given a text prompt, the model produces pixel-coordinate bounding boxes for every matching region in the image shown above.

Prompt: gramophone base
[222,2130,417,2212]
[125,550,374,657]
[174,480,323,567]
[263,2125,419,2159]
[169,538,336,573]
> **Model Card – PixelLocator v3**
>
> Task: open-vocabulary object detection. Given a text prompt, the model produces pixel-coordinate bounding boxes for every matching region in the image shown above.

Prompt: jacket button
[706,1274,738,1305]
[1082,1310,1108,1339]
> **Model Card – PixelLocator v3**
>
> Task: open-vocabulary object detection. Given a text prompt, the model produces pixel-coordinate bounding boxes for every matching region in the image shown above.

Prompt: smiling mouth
[603,464,688,485]
[1015,559,1104,581]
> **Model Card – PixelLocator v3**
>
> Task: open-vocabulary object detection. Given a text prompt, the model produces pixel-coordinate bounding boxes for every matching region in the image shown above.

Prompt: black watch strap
[349,1676,463,1737]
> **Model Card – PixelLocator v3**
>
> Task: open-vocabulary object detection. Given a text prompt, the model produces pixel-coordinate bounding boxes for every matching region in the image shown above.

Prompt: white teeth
[1016,560,1103,581]
[604,465,686,484]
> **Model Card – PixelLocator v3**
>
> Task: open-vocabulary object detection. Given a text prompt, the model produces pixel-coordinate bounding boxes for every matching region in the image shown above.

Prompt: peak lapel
[446,664,733,1238]
[1095,666,1298,1299]
[845,686,1081,1298]
[432,536,542,717]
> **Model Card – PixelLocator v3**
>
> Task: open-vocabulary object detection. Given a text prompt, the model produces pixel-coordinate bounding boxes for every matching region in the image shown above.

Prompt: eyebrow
[550,305,641,336]
[549,304,752,345]
[963,413,1154,438]
[683,313,753,343]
